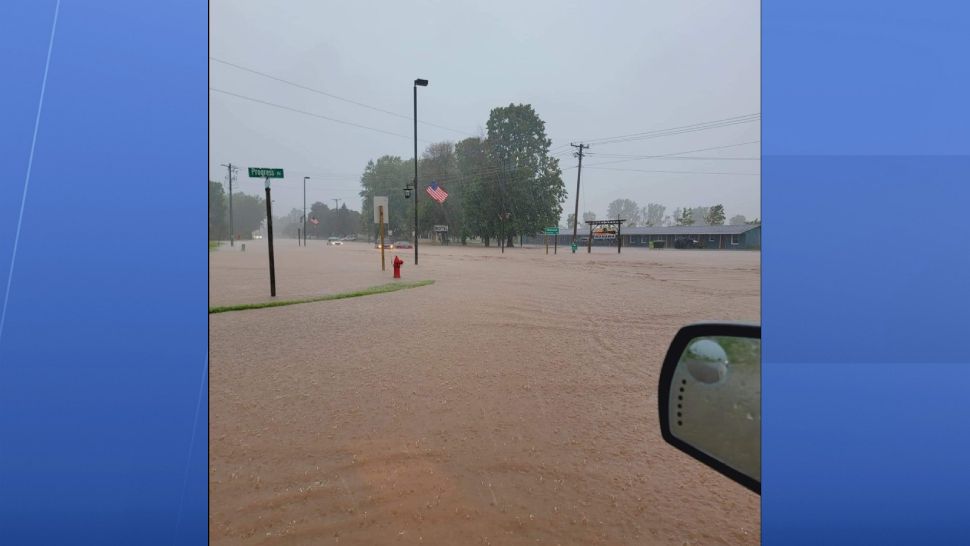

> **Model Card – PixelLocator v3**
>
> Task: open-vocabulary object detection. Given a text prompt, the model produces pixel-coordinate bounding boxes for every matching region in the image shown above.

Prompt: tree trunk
[506,234,514,248]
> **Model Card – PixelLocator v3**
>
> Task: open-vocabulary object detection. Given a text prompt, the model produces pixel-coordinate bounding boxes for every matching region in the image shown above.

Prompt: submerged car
[673,237,700,249]
[327,237,343,246]
[393,240,413,249]
[374,242,394,249]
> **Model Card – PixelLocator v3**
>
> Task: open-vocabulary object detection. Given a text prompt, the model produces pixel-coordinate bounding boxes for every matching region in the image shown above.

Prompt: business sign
[373,196,389,223]
[433,225,449,232]
[248,167,284,178]
[593,228,617,240]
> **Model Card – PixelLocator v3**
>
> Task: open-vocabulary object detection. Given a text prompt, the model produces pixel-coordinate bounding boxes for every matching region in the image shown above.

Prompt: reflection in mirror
[669,336,760,482]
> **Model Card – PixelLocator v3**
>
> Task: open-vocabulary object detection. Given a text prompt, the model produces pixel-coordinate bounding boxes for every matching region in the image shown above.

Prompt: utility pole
[331,198,342,237]
[221,163,237,246]
[569,143,588,245]
[303,176,310,247]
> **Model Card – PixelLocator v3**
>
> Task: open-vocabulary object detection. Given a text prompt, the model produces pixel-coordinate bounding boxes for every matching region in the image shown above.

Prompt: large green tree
[484,104,566,247]
[457,137,500,245]
[417,142,463,242]
[705,204,726,225]
[232,192,267,238]
[358,156,413,239]
[676,207,695,226]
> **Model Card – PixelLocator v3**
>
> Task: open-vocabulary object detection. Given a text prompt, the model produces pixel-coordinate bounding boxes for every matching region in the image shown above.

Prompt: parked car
[393,240,413,249]
[674,237,700,249]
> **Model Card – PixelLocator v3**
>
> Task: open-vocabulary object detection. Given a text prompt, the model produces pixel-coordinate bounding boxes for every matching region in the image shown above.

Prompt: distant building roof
[610,224,760,236]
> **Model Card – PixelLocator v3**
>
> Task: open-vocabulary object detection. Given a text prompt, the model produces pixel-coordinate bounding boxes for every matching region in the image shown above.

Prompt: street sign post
[544,227,559,255]
[248,167,284,296]
[248,167,284,178]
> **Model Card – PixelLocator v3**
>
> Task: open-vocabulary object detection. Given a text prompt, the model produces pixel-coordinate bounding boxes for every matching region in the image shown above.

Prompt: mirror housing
[658,322,761,494]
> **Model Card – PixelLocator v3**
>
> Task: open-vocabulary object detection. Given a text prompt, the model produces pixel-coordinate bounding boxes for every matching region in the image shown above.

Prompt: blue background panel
[0,1,207,545]
[763,0,970,543]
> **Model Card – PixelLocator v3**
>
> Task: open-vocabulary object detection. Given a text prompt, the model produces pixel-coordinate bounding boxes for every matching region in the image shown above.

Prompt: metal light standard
[413,78,428,265]
[303,176,309,246]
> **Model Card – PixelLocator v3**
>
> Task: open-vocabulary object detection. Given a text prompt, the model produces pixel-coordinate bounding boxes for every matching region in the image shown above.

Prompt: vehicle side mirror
[658,323,761,494]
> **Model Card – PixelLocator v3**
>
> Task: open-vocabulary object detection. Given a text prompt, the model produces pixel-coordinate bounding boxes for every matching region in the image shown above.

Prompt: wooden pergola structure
[584,219,626,254]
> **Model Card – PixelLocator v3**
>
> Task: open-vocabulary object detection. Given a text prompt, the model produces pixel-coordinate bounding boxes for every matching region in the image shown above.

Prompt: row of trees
[359,104,566,247]
[208,181,267,240]
[573,198,761,227]
[275,203,361,240]
[208,181,361,241]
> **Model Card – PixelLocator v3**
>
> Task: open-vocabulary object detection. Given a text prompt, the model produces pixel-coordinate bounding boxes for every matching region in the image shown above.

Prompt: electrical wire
[210,56,476,137]
[578,113,760,145]
[210,87,436,143]
[579,140,762,167]
[583,166,760,176]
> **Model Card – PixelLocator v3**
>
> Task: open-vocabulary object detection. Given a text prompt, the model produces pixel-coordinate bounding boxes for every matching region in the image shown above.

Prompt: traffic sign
[248,167,284,178]
[544,227,559,235]
[373,196,389,223]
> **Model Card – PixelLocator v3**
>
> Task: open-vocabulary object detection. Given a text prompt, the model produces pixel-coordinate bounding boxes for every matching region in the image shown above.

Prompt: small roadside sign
[373,197,389,223]
[248,167,284,178]
[433,225,449,232]
[544,227,559,235]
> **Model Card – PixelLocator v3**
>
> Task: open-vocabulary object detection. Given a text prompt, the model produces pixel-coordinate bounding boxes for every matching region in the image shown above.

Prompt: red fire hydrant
[393,255,404,278]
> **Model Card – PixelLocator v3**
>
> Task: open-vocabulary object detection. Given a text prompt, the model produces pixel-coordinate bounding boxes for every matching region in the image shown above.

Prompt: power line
[580,113,760,146]
[210,57,475,137]
[210,87,432,143]
[586,154,759,160]
[579,140,762,168]
[583,166,760,176]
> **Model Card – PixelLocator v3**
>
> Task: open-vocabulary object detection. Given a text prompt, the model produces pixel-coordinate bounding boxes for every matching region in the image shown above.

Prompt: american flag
[309,217,319,225]
[426,182,448,204]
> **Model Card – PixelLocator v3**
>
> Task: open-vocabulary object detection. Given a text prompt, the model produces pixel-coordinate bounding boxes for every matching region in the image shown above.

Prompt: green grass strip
[209,280,435,314]
[209,241,220,250]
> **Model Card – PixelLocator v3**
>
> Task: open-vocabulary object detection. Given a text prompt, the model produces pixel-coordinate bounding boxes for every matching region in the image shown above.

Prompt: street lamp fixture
[403,185,412,199]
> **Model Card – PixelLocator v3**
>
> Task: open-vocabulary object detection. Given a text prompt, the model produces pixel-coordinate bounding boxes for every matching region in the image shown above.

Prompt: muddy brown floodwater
[209,240,760,545]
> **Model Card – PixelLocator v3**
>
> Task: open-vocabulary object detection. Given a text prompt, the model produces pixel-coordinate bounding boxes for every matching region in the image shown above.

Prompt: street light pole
[303,176,309,247]
[413,78,428,265]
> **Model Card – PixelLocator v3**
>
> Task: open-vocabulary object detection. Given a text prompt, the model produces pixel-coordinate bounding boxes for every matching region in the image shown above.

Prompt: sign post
[433,225,448,245]
[249,167,284,297]
[374,196,389,271]
[264,178,276,296]
[544,227,559,255]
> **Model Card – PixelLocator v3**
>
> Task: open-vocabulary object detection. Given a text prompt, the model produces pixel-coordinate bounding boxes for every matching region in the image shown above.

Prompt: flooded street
[209,241,760,545]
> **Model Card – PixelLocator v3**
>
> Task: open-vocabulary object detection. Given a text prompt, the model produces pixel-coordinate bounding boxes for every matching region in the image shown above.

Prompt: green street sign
[544,227,559,235]
[248,167,284,178]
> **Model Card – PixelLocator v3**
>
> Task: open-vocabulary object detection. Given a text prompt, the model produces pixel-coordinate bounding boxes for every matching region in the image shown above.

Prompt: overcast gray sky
[210,0,760,223]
